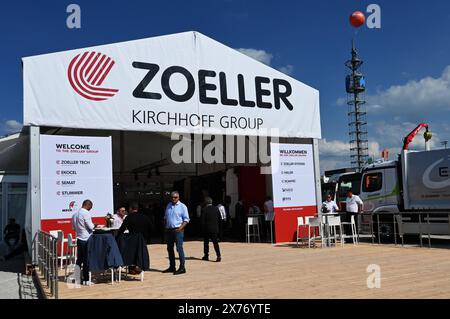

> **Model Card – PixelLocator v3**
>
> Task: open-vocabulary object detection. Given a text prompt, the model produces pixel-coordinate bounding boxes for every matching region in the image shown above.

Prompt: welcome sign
[39,135,113,232]
[270,143,317,243]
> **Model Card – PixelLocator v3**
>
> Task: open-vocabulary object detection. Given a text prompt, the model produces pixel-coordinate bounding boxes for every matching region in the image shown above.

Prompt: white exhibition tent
[0,31,322,247]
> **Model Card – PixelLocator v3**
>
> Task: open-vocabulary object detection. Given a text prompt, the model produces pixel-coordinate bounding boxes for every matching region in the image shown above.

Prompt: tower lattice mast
[345,40,369,171]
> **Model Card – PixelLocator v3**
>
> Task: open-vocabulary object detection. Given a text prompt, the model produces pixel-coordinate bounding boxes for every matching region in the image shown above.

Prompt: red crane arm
[402,123,429,150]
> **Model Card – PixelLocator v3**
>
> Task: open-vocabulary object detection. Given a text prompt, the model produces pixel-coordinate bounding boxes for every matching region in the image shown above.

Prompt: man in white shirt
[344,190,363,233]
[72,199,95,283]
[217,202,227,240]
[322,194,340,214]
[345,190,363,213]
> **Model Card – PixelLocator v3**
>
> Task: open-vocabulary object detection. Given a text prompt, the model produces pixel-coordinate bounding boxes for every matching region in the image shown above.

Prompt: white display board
[40,135,113,221]
[270,143,316,209]
[23,31,320,138]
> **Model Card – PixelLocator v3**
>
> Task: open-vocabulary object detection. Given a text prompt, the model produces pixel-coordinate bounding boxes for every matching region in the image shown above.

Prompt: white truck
[358,124,450,243]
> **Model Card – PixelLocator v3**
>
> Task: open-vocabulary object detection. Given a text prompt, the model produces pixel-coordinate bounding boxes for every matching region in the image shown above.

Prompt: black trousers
[218,221,228,240]
[343,212,359,234]
[203,233,221,257]
[265,221,274,243]
[235,221,246,242]
[4,243,27,260]
[76,239,89,281]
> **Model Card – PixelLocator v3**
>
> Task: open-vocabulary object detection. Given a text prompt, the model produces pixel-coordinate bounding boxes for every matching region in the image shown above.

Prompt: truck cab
[335,172,362,211]
[359,160,400,213]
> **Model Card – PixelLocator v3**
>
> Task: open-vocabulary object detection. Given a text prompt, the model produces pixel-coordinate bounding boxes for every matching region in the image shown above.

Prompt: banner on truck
[270,142,317,243]
[23,32,320,139]
[406,148,450,210]
[39,135,113,232]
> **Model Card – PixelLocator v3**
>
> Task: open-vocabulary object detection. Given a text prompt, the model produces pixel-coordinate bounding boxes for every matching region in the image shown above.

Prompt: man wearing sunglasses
[163,191,190,275]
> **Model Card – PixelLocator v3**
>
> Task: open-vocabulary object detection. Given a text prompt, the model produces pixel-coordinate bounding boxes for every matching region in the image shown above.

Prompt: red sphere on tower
[349,11,365,28]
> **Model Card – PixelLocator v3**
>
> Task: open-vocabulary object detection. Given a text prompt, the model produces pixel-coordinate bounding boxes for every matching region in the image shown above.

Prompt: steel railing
[34,230,59,299]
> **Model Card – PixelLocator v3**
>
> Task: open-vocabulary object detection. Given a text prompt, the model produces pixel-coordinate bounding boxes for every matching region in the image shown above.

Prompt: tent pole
[29,126,41,255]
[312,139,322,217]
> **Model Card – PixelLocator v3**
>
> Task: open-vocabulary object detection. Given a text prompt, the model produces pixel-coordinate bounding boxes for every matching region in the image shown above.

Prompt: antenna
[345,38,369,171]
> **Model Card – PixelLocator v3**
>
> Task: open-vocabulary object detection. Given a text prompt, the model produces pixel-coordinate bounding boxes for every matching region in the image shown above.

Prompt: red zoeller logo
[69,201,76,209]
[68,51,119,101]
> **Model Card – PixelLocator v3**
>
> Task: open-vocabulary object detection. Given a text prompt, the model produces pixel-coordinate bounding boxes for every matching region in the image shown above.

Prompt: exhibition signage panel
[270,143,317,243]
[23,32,320,138]
[39,135,113,233]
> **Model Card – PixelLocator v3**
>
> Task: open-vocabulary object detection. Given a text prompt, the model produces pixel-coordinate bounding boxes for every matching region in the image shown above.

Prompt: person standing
[322,193,340,214]
[224,195,232,235]
[234,198,246,242]
[0,229,27,262]
[3,218,20,250]
[201,197,222,262]
[163,191,190,275]
[263,196,274,243]
[345,190,363,215]
[71,199,95,284]
[217,201,227,241]
[344,190,363,232]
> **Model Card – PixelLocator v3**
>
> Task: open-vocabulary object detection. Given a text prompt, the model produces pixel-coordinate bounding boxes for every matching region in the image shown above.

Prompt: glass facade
[7,183,27,228]
[0,181,28,237]
[0,184,2,235]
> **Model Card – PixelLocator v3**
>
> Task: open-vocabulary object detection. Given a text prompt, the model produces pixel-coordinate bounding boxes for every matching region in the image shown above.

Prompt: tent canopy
[22,31,321,139]
[0,133,29,174]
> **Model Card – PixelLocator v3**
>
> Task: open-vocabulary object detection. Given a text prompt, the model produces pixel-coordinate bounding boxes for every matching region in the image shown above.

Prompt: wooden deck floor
[56,241,450,299]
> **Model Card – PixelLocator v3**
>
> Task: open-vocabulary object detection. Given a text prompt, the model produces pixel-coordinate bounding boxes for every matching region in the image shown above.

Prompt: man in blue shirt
[163,191,190,275]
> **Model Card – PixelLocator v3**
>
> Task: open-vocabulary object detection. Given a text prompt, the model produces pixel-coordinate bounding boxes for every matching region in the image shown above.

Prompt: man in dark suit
[234,198,246,242]
[117,202,152,242]
[116,202,152,274]
[201,197,222,262]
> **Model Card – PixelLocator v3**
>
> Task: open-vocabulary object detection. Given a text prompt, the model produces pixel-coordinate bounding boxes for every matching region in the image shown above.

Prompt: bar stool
[246,217,261,243]
[296,217,308,247]
[88,269,115,286]
[49,230,65,269]
[118,266,144,282]
[341,215,358,245]
[64,233,78,280]
[305,216,322,248]
[324,215,344,247]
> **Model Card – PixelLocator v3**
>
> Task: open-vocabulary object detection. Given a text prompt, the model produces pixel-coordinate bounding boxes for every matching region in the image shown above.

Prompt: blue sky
[1,0,450,171]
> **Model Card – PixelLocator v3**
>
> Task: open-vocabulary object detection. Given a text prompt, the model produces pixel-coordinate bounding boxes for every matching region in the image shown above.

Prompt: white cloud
[318,138,381,173]
[336,97,347,106]
[319,139,349,156]
[236,48,295,76]
[236,48,273,65]
[277,65,294,75]
[319,158,349,172]
[0,120,22,136]
[366,65,450,115]
[368,141,381,159]
[370,121,441,153]
[318,139,350,173]
[319,138,380,158]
